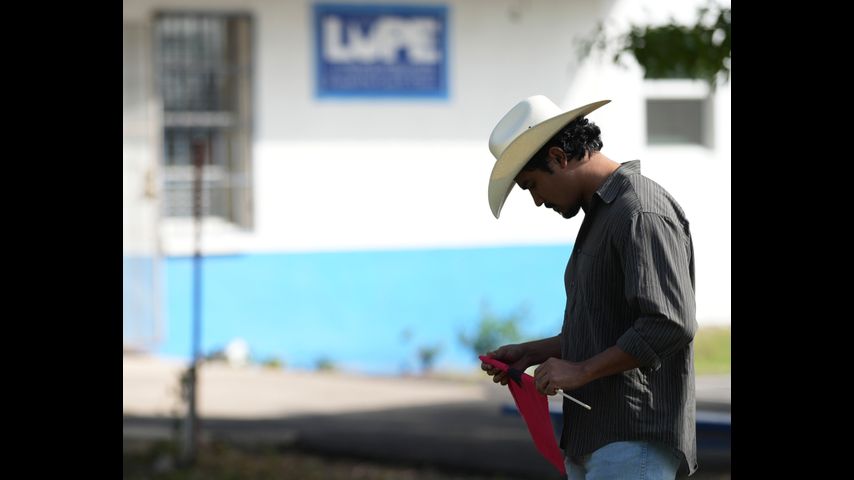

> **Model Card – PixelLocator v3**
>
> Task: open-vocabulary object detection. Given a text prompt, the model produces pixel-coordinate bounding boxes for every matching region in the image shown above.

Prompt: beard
[561,204,581,219]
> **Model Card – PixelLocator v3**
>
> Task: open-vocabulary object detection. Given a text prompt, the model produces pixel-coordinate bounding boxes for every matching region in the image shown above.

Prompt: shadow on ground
[124,400,730,479]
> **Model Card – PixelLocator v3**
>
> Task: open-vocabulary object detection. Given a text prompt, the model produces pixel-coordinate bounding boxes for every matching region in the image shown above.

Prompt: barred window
[154,13,253,227]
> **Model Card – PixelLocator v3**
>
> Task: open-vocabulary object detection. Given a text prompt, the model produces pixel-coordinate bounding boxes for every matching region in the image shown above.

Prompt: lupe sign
[314,4,448,98]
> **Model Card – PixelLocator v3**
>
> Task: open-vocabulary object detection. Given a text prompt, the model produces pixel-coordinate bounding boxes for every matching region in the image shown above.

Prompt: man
[482,95,697,478]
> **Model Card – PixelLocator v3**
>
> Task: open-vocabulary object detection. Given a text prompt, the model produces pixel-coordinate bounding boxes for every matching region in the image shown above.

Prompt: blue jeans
[565,441,682,480]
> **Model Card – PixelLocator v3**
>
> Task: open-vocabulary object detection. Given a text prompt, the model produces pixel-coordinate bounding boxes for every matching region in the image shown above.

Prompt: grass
[693,327,731,375]
[123,440,533,480]
[123,439,729,480]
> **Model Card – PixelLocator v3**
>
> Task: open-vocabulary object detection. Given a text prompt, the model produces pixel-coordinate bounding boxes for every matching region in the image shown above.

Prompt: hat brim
[488,100,610,218]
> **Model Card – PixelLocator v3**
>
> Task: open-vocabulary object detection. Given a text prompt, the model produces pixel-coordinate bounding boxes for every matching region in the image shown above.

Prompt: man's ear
[548,146,568,169]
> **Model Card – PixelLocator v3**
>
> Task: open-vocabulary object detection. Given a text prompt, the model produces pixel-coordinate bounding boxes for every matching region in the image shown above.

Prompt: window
[644,80,713,148]
[154,13,253,227]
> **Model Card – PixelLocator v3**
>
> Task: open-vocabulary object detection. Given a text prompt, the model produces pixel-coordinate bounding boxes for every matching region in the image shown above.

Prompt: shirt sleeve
[616,212,697,371]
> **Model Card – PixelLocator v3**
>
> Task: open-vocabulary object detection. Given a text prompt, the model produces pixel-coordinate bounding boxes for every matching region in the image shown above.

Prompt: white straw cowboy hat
[487,96,611,218]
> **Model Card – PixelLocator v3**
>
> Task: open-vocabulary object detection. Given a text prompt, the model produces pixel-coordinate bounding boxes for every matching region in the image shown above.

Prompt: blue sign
[314,4,448,98]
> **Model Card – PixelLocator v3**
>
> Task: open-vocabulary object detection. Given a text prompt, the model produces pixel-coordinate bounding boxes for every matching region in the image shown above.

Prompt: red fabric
[479,355,566,475]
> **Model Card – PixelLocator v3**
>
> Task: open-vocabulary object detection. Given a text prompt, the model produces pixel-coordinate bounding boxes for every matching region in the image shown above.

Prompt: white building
[123,0,730,373]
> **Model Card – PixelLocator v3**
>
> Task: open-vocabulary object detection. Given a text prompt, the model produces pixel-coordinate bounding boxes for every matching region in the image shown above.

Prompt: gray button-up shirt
[559,160,698,476]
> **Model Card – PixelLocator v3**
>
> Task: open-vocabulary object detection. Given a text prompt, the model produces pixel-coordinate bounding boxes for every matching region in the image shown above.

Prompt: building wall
[123,0,731,370]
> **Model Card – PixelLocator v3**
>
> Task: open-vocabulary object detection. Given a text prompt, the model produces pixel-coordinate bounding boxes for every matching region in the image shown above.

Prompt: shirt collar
[595,160,641,204]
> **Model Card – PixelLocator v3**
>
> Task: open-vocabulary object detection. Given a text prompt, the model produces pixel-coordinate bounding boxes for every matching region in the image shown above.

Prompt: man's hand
[533,357,590,395]
[481,344,528,386]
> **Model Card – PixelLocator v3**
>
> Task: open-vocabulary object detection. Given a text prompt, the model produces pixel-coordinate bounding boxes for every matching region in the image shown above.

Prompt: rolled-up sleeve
[616,212,697,371]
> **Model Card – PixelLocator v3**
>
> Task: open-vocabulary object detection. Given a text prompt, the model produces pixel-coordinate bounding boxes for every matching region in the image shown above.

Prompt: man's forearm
[533,345,644,394]
[580,345,642,383]
[521,335,562,366]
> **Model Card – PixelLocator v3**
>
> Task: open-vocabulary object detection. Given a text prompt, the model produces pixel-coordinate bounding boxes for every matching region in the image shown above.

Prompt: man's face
[514,154,582,219]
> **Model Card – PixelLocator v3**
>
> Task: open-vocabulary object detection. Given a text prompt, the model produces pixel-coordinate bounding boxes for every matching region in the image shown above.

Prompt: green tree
[417,344,442,374]
[458,303,527,357]
[578,2,731,89]
[315,356,337,372]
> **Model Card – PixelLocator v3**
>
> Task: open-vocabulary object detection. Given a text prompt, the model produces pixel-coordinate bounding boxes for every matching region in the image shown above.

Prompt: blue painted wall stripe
[160,244,574,374]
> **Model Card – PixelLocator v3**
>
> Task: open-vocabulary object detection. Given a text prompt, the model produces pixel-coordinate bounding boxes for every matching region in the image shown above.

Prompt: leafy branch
[577,2,731,90]
[458,303,528,357]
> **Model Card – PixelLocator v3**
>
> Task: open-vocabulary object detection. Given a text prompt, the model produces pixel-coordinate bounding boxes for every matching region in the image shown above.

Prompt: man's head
[487,96,609,218]
[513,117,603,219]
[521,117,603,174]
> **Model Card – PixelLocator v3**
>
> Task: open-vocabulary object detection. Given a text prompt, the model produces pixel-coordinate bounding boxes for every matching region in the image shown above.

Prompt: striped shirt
[559,160,698,476]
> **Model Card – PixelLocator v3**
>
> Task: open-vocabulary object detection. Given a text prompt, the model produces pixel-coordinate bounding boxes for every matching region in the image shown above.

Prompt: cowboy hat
[487,96,610,218]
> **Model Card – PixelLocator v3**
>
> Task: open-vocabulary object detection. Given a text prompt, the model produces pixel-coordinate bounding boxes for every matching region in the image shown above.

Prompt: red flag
[479,355,566,475]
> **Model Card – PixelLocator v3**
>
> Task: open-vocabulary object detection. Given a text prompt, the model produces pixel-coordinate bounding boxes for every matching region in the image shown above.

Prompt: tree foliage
[578,3,731,89]
[458,304,527,357]
[417,344,442,373]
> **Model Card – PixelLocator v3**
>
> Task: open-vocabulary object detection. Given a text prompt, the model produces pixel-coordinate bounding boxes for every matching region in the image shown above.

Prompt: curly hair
[522,116,603,173]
